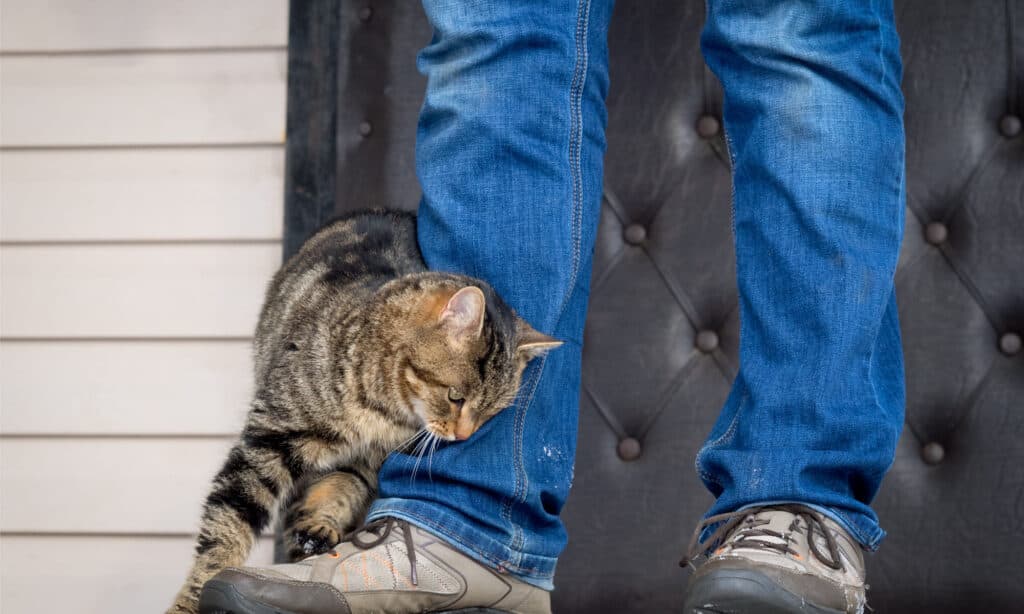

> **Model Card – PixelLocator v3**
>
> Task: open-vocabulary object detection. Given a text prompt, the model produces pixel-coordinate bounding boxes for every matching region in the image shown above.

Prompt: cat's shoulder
[317,208,416,241]
[292,208,417,257]
[282,208,424,284]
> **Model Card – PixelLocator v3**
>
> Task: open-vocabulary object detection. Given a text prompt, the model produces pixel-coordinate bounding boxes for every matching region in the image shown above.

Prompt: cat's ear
[516,320,563,359]
[439,286,486,345]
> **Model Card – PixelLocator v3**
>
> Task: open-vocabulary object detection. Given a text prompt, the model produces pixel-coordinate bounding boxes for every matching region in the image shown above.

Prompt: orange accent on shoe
[359,555,375,588]
[367,550,415,589]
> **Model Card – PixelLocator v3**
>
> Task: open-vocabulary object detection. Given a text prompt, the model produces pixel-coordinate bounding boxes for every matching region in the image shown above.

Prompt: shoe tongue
[738,509,846,566]
[745,509,797,532]
[722,509,804,552]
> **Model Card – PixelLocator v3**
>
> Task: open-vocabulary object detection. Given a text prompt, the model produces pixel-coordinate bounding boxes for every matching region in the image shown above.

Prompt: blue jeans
[367,0,906,590]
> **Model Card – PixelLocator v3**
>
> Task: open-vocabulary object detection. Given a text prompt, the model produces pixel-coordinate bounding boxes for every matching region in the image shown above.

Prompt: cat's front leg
[168,440,294,614]
[283,463,378,560]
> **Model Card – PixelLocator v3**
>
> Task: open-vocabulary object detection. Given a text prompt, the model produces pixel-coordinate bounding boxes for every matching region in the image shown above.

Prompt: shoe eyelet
[328,552,340,559]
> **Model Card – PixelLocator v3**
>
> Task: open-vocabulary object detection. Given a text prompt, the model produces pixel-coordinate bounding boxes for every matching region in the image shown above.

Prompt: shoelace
[679,503,843,571]
[342,517,419,586]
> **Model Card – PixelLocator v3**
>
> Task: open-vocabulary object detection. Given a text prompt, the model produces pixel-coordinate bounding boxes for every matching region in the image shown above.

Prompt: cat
[168,209,561,614]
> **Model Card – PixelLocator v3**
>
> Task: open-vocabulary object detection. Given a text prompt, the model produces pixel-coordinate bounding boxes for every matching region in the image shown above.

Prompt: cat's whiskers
[426,432,441,482]
[409,429,434,482]
[393,427,428,454]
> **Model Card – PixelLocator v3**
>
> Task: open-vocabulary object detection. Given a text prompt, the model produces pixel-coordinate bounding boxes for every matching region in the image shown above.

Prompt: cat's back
[254,210,425,375]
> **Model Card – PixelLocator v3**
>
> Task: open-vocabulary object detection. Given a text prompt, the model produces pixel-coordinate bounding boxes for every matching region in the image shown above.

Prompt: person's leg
[366,0,614,590]
[196,5,613,612]
[686,0,905,610]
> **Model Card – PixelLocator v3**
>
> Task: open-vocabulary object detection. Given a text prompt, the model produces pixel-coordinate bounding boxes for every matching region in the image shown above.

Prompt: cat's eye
[448,387,465,404]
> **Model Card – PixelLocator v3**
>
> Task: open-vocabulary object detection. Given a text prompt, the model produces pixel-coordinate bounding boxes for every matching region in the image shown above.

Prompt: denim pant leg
[695,0,907,550]
[366,0,615,589]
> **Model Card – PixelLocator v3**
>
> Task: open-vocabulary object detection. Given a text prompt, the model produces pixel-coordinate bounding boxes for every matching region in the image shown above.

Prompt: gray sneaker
[681,504,868,614]
[199,518,550,614]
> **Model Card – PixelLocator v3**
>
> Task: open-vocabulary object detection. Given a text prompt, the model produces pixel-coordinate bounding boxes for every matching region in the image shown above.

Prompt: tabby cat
[168,210,561,614]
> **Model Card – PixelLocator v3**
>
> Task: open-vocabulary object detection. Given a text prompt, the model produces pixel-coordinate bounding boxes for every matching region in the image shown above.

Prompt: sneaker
[680,504,868,614]
[198,517,550,614]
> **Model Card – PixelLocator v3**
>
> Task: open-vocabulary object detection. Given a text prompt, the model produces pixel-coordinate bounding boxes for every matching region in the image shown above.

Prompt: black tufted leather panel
[284,2,1024,611]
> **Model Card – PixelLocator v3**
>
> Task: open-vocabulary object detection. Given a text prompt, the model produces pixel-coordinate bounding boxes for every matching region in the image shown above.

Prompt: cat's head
[389,276,561,441]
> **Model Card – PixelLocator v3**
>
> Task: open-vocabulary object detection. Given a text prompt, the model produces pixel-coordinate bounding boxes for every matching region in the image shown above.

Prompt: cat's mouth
[427,415,477,441]
[410,398,472,441]
[452,409,476,440]
[426,421,458,442]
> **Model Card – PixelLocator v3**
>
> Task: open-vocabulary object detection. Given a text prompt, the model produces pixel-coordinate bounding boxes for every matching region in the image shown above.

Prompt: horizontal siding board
[0,5,293,611]
[0,0,287,51]
[0,243,280,337]
[0,341,253,435]
[0,148,284,241]
[0,535,274,614]
[1,438,236,533]
[0,51,287,146]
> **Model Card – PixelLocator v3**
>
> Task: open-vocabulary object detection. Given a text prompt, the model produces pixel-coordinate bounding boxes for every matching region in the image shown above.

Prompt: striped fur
[168,210,560,614]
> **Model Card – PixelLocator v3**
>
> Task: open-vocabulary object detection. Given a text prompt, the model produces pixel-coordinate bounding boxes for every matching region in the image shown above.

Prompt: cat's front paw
[288,520,342,559]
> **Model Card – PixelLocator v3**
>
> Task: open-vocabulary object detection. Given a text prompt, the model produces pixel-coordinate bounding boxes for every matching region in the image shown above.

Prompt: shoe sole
[199,578,510,614]
[684,568,848,614]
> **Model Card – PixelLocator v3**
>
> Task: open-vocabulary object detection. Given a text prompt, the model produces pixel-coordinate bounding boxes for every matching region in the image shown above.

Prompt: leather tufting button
[999,332,1022,356]
[921,442,945,465]
[999,113,1022,138]
[358,6,374,22]
[617,437,642,461]
[924,221,947,245]
[695,330,719,353]
[359,121,373,137]
[623,223,647,245]
[696,114,721,138]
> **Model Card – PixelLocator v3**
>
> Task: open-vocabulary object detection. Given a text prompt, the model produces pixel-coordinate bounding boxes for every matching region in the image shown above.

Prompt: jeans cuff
[367,497,557,591]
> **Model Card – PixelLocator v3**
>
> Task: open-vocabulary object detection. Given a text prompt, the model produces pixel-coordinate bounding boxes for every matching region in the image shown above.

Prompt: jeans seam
[499,0,593,562]
[551,0,591,332]
[565,0,591,316]
[502,357,544,560]
[696,389,747,486]
[872,0,887,90]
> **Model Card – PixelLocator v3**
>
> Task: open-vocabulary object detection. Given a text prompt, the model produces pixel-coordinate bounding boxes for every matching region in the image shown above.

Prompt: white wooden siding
[1,148,284,241]
[1,243,279,337]
[1,536,275,614]
[0,0,288,52]
[0,52,287,146]
[1,438,238,533]
[0,2,289,612]
[1,341,252,435]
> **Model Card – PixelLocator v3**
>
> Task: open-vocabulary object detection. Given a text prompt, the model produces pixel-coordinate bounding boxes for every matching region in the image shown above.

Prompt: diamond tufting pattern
[284,1,1024,612]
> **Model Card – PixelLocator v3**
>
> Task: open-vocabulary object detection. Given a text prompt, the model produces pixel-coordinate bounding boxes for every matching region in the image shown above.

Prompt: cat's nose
[454,408,475,440]
[453,420,473,440]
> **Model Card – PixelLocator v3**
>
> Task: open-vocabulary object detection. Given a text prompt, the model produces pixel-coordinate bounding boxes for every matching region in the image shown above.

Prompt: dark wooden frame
[283,0,340,260]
